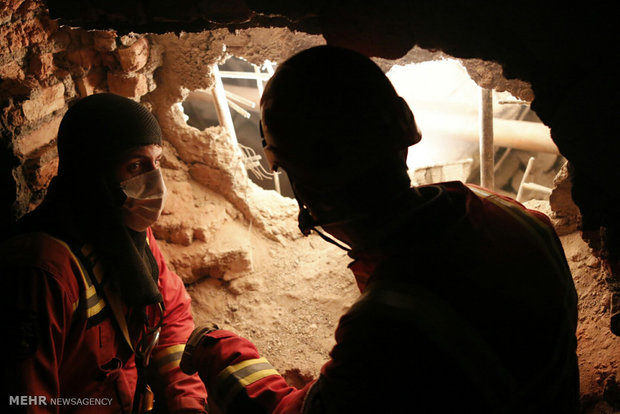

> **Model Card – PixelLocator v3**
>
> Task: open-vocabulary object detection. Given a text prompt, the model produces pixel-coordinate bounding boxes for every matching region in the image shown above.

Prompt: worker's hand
[180,323,220,374]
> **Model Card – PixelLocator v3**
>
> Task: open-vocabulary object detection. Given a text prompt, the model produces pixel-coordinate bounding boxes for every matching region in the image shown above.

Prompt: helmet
[260,45,421,192]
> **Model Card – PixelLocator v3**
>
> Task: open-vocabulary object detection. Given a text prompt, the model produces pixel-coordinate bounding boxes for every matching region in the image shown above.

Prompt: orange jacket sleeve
[187,328,310,414]
[147,229,208,413]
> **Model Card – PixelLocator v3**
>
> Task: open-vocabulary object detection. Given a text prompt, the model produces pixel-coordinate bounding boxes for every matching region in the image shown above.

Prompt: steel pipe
[413,110,559,154]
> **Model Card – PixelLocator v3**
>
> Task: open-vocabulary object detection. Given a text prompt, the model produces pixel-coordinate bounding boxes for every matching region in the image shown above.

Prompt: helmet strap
[292,186,352,252]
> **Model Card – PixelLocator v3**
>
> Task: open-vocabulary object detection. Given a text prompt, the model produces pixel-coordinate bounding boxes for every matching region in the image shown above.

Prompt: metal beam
[211,65,239,144]
[479,88,494,190]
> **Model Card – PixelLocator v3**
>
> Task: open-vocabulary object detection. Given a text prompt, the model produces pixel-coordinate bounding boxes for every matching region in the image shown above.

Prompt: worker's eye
[127,161,142,172]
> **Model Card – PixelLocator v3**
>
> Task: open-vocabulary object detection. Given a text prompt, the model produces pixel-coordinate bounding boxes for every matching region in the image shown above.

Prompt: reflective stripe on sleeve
[153,344,185,373]
[215,357,280,410]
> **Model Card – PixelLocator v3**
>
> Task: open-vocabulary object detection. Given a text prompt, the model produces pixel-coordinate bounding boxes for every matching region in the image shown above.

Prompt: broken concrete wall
[1,0,320,281]
[527,167,620,410]
[2,1,618,410]
[1,0,159,226]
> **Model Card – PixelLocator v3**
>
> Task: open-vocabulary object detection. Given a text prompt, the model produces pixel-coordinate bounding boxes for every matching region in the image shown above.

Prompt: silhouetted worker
[1,94,207,413]
[180,46,579,413]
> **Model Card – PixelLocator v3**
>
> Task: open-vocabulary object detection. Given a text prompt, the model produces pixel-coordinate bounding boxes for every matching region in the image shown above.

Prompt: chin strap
[300,210,352,252]
[294,190,352,252]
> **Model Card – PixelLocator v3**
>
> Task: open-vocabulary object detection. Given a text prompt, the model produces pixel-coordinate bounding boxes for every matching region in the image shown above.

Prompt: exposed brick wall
[0,1,156,229]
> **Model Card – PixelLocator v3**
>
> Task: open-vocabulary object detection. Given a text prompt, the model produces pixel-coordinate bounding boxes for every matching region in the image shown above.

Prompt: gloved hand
[180,323,220,374]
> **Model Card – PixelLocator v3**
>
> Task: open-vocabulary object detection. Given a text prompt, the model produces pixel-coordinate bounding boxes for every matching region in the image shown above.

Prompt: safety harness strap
[49,234,161,414]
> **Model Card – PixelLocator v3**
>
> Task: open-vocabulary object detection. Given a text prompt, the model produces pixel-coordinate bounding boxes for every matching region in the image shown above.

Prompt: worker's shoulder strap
[75,242,136,352]
[348,275,520,413]
[2,232,135,351]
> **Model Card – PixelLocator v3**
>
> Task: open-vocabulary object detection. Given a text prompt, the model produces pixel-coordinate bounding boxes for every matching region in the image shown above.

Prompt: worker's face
[114,144,163,184]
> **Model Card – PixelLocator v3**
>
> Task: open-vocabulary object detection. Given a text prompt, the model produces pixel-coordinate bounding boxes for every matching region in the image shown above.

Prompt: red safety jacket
[1,228,207,413]
[185,182,579,414]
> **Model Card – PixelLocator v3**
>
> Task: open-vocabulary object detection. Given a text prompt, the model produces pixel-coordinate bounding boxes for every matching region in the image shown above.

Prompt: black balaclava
[27,93,164,307]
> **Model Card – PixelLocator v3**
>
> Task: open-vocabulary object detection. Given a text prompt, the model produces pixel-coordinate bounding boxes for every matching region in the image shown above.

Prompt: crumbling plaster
[41,0,619,252]
[1,0,619,410]
[37,1,620,337]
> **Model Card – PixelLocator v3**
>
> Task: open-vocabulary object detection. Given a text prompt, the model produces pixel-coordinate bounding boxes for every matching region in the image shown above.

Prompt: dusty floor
[187,231,357,388]
[159,189,620,412]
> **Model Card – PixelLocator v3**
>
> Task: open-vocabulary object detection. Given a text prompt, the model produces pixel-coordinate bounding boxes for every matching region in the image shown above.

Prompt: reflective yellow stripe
[87,299,106,318]
[219,357,271,377]
[153,344,185,373]
[153,343,185,360]
[75,246,108,320]
[85,284,97,299]
[236,368,280,386]
[215,357,280,410]
[36,235,111,321]
[37,236,123,329]
[80,244,134,350]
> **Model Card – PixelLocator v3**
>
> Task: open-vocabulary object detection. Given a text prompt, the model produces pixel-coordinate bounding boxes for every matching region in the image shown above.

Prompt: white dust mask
[120,168,168,232]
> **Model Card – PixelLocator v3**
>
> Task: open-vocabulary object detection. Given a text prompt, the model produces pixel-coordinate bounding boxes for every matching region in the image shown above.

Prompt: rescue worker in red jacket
[180,46,580,413]
[1,93,207,413]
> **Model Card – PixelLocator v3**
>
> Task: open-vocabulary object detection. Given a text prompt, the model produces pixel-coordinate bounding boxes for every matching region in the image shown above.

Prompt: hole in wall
[387,59,565,203]
[181,56,294,198]
[179,55,564,205]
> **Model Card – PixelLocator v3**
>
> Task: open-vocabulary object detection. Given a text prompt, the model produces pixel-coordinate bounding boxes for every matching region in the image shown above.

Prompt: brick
[100,52,120,71]
[15,115,62,157]
[40,15,59,38]
[7,106,25,127]
[4,0,24,11]
[107,72,147,99]
[116,37,149,73]
[2,22,27,53]
[93,31,117,52]
[51,29,71,53]
[29,52,54,80]
[22,18,48,45]
[0,60,25,80]
[21,83,65,121]
[75,67,105,97]
[66,47,99,71]
[27,156,58,191]
[16,0,39,17]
